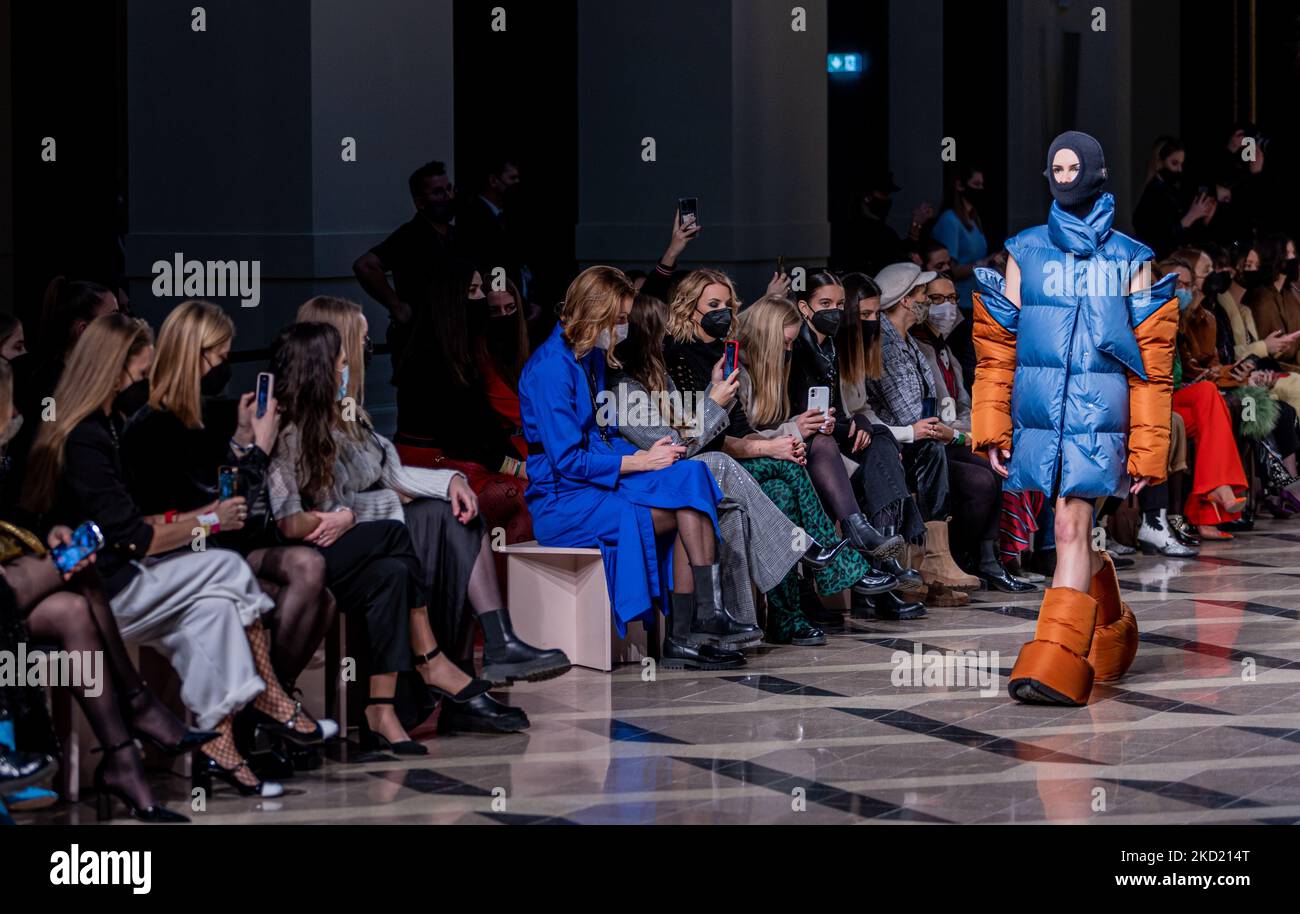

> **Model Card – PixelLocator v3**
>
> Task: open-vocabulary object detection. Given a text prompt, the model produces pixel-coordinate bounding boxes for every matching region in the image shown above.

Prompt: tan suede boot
[919,519,981,590]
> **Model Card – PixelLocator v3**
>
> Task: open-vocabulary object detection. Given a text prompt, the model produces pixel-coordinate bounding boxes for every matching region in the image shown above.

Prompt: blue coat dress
[519,324,722,633]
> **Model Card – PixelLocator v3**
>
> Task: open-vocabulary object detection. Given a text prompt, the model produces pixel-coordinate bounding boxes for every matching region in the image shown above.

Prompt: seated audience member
[781,271,918,563]
[296,297,568,726]
[866,264,1032,594]
[1132,136,1216,259]
[1245,235,1300,366]
[917,239,951,275]
[0,357,205,822]
[736,294,925,620]
[518,266,752,668]
[1159,258,1250,538]
[386,269,534,545]
[267,322,526,743]
[609,292,855,645]
[121,300,337,702]
[22,314,318,799]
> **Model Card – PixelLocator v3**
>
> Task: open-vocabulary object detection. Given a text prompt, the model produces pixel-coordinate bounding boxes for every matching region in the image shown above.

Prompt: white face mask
[595,324,629,350]
[927,302,962,337]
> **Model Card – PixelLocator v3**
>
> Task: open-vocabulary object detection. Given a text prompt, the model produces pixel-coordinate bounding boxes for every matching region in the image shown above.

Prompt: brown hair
[839,272,883,385]
[737,295,801,427]
[297,296,374,440]
[560,266,636,367]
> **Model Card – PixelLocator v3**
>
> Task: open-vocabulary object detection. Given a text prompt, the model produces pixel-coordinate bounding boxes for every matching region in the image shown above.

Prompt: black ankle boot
[799,574,846,626]
[688,564,761,643]
[479,609,573,686]
[851,563,899,596]
[799,535,849,571]
[841,514,904,560]
[662,594,746,670]
[868,589,927,620]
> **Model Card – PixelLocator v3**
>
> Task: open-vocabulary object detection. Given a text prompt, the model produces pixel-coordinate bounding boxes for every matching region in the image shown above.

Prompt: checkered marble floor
[25,519,1300,825]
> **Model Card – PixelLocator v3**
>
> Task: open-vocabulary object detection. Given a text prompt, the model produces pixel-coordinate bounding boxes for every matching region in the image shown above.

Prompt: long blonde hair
[148,300,234,429]
[737,295,801,427]
[24,313,154,513]
[666,268,739,343]
[560,266,635,367]
[297,295,373,438]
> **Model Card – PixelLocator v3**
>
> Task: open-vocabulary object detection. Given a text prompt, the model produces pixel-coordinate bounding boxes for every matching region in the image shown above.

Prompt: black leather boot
[480,608,573,686]
[799,535,849,571]
[437,692,530,734]
[842,514,904,560]
[688,564,761,643]
[851,564,899,596]
[872,589,927,619]
[662,594,746,670]
[799,574,846,626]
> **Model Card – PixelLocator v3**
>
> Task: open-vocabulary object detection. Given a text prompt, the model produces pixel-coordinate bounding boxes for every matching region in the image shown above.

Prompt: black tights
[3,557,185,811]
[650,507,716,594]
[805,433,859,520]
[246,545,334,686]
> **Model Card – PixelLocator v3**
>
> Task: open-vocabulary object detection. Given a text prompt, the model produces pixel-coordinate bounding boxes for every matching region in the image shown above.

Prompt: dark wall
[453,0,577,310]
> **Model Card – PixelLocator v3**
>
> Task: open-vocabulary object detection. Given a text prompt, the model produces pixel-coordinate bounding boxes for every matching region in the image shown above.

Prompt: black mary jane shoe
[414,646,495,703]
[978,563,1038,594]
[799,536,850,571]
[359,697,428,755]
[249,701,339,747]
[437,692,530,735]
[92,741,188,823]
[192,751,284,798]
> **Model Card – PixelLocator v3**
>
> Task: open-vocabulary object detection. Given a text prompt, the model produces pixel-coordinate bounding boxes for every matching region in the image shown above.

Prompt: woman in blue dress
[518,266,752,670]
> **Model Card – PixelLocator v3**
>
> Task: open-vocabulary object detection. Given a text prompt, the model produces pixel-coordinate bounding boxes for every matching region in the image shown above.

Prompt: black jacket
[664,336,754,444]
[787,321,851,444]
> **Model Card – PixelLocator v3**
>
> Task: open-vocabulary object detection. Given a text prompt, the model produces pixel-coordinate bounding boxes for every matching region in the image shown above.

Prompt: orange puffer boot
[1007,586,1097,706]
[1086,551,1138,681]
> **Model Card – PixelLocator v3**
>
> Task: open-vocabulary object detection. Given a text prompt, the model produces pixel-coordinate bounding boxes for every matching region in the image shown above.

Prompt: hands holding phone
[236,391,280,454]
[634,435,687,471]
[795,407,834,439]
[709,354,740,408]
[47,525,96,580]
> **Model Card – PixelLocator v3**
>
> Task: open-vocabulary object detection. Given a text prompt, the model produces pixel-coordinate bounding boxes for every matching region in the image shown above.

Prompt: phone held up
[52,521,105,574]
[677,197,698,230]
[723,339,740,375]
[255,372,274,419]
[806,385,831,416]
[219,466,239,500]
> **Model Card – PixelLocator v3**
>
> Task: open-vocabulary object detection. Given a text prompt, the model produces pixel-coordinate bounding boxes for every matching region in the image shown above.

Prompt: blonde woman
[518,266,750,669]
[295,295,568,730]
[23,313,302,797]
[121,300,339,730]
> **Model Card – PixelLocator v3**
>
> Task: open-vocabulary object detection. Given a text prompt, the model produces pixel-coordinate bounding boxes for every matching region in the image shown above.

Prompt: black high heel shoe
[248,701,339,747]
[121,683,220,756]
[359,697,428,755]
[192,750,284,798]
[414,647,494,703]
[93,741,188,823]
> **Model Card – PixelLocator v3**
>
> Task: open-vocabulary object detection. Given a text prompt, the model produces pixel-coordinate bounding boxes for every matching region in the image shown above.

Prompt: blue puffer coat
[973,193,1178,499]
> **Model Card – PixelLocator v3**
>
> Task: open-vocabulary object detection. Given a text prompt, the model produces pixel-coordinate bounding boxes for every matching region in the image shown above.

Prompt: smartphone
[777,255,785,276]
[723,340,740,375]
[218,466,239,500]
[677,197,698,229]
[255,372,274,419]
[806,385,831,416]
[51,521,105,574]
[922,396,937,419]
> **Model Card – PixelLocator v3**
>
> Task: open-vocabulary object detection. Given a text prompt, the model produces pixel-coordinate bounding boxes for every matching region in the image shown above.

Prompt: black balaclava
[1043,130,1108,217]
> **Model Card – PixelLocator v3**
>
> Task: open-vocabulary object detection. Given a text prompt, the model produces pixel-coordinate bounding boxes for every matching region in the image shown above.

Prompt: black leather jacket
[787,320,852,443]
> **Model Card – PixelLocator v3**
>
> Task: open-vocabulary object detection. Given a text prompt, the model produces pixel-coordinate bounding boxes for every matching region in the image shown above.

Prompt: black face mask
[809,308,843,337]
[1238,270,1270,290]
[1203,270,1233,297]
[963,187,985,209]
[861,319,882,341]
[1286,259,1300,283]
[421,201,455,225]
[1158,167,1182,187]
[200,360,232,397]
[5,353,32,388]
[866,197,892,220]
[114,377,149,419]
[699,308,733,340]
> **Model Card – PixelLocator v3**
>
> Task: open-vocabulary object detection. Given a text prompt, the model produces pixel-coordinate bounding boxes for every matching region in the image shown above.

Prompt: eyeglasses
[927,293,959,304]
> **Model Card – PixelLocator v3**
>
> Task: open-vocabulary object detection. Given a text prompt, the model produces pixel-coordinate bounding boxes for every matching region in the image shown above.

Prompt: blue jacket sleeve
[533,356,623,489]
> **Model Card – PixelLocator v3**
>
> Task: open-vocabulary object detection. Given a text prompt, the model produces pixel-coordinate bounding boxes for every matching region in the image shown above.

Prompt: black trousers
[900,439,950,521]
[318,520,426,676]
[946,443,1001,544]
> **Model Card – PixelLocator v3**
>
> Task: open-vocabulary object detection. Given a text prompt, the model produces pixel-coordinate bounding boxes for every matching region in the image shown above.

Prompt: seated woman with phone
[0,357,204,822]
[519,266,751,670]
[22,313,319,800]
[122,300,338,709]
[267,321,536,746]
[295,295,568,732]
[608,292,853,646]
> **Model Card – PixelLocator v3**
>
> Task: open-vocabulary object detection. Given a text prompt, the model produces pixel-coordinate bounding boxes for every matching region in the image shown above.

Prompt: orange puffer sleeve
[971,267,1019,454]
[1126,273,1179,482]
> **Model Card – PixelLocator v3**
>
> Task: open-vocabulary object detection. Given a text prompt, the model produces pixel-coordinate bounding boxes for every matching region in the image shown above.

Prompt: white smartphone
[806,385,830,416]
